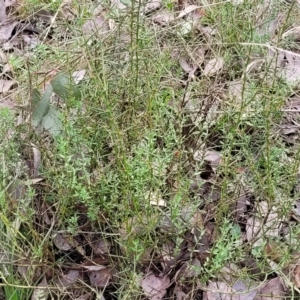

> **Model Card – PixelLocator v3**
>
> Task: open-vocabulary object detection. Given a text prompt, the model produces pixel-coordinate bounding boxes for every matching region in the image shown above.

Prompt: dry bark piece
[140,273,170,300]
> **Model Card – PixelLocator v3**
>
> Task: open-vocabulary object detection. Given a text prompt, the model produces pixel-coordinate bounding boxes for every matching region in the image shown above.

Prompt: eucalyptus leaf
[41,105,62,136]
[120,0,131,6]
[31,84,53,127]
[51,73,80,101]
[30,88,41,111]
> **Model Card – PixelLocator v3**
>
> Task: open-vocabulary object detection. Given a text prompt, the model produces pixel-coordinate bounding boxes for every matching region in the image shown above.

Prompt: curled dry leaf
[140,273,170,300]
[72,69,86,84]
[204,150,222,166]
[203,57,224,76]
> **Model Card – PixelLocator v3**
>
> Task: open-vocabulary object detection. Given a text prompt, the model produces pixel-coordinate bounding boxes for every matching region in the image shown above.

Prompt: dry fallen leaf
[140,273,170,300]
[31,276,49,300]
[90,238,111,255]
[0,79,16,93]
[0,97,16,110]
[152,10,175,26]
[203,58,224,76]
[53,233,73,251]
[204,281,232,300]
[293,263,300,288]
[88,267,112,287]
[204,280,257,300]
[0,0,6,23]
[56,270,80,288]
[59,0,77,21]
[174,285,188,300]
[111,0,127,10]
[177,5,202,19]
[147,190,167,207]
[72,69,86,84]
[256,277,285,299]
[144,0,162,14]
[0,21,18,43]
[82,16,109,36]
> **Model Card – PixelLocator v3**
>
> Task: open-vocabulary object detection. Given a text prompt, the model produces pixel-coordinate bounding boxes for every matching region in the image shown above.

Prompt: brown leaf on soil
[88,267,112,287]
[0,0,7,23]
[0,79,16,93]
[144,0,162,14]
[174,258,201,280]
[56,270,80,288]
[292,264,300,288]
[89,238,111,255]
[0,21,18,43]
[174,285,188,300]
[140,273,170,300]
[152,10,175,26]
[72,69,86,84]
[31,276,49,300]
[82,16,109,36]
[256,277,286,299]
[204,280,258,300]
[203,58,224,76]
[53,233,73,251]
[177,5,203,19]
[0,97,16,110]
[59,0,77,21]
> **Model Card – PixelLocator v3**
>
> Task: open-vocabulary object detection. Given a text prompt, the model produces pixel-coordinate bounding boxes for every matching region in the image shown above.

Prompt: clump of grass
[2,0,300,298]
